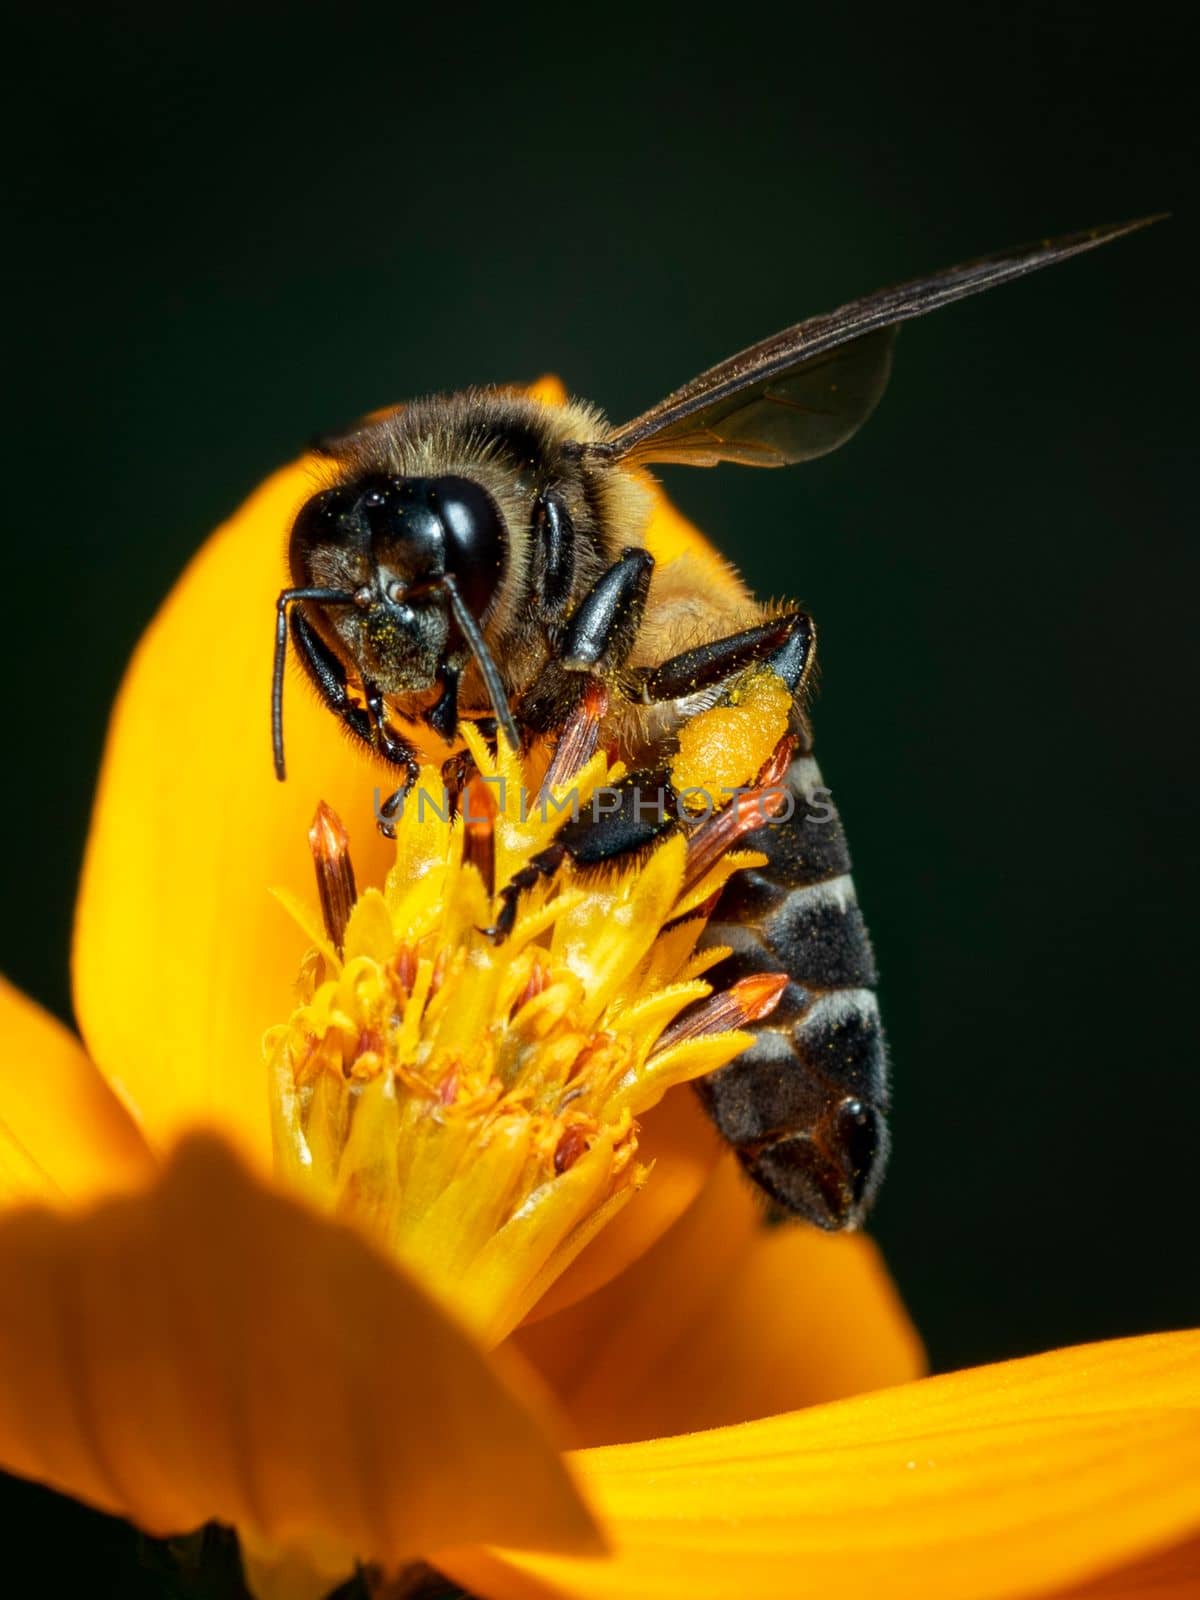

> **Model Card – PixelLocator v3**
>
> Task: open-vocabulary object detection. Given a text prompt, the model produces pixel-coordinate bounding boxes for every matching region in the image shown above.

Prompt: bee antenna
[273,587,358,781]
[439,572,521,751]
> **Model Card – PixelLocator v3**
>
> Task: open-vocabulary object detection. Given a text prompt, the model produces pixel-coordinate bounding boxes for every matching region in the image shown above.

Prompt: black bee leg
[424,662,461,742]
[560,548,655,673]
[532,491,575,620]
[484,844,567,942]
[375,779,419,839]
[290,609,374,749]
[364,683,420,769]
[363,682,421,837]
[289,612,418,836]
[632,611,815,702]
[762,611,814,692]
[486,768,678,943]
[518,549,655,735]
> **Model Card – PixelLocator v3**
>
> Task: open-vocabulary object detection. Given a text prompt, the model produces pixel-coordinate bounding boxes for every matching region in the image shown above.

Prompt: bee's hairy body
[298,387,883,1228]
[273,219,1155,1228]
[697,749,888,1224]
[314,391,761,757]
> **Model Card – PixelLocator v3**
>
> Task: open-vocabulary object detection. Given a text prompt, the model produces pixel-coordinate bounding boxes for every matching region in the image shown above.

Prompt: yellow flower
[1,378,1197,1600]
[265,713,792,1351]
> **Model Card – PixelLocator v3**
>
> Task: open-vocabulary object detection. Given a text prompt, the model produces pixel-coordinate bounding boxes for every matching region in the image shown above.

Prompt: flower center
[265,677,791,1346]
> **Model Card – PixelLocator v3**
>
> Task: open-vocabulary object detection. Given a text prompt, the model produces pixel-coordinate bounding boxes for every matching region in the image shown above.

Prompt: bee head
[288,473,508,695]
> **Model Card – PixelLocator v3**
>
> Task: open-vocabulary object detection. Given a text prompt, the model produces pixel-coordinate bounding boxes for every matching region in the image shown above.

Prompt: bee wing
[599,329,898,468]
[591,217,1163,469]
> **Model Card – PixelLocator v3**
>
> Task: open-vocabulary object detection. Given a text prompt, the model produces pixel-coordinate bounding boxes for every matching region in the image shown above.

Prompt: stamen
[541,680,610,793]
[513,961,551,1014]
[461,772,496,892]
[553,1122,594,1174]
[308,801,357,952]
[393,944,418,995]
[654,972,789,1053]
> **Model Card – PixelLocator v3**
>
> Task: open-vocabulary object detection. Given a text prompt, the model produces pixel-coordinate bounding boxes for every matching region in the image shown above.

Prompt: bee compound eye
[289,486,344,573]
[434,475,507,620]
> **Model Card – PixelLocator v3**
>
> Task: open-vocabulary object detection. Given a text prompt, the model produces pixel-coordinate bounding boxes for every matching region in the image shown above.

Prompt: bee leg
[364,682,422,837]
[518,549,655,734]
[424,661,460,742]
[483,844,567,942]
[290,613,417,835]
[632,611,815,703]
[290,607,375,748]
[532,491,575,619]
[485,770,678,943]
[560,547,655,673]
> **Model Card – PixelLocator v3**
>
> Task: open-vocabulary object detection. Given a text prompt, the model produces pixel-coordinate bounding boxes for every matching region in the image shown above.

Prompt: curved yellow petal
[524,1089,723,1324]
[514,1151,922,1444]
[638,472,748,607]
[439,1330,1200,1600]
[0,1135,600,1570]
[525,375,569,407]
[0,975,153,1209]
[1051,1531,1200,1598]
[73,457,397,1166]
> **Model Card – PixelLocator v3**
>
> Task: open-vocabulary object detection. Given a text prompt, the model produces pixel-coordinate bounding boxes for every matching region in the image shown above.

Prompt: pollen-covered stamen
[268,700,793,1348]
[309,801,357,952]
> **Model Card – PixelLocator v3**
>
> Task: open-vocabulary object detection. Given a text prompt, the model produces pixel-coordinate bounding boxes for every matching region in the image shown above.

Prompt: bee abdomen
[695,754,890,1229]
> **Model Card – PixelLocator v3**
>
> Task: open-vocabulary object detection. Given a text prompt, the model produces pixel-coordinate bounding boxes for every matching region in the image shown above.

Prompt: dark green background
[4,1,1196,1590]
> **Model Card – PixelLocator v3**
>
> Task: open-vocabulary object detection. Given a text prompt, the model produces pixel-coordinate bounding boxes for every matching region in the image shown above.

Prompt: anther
[461,773,496,894]
[554,1123,593,1174]
[540,680,610,795]
[651,972,789,1054]
[308,801,357,954]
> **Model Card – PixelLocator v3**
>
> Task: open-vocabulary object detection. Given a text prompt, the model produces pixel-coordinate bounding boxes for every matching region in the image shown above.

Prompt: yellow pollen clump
[265,696,789,1347]
[670,668,793,805]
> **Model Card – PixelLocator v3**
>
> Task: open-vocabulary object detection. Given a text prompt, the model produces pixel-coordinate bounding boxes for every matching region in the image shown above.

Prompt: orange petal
[438,1330,1200,1600]
[73,457,398,1167]
[1051,1531,1200,1598]
[0,1134,600,1571]
[514,1151,922,1444]
[639,473,746,598]
[525,375,568,407]
[525,1089,723,1324]
[0,975,154,1208]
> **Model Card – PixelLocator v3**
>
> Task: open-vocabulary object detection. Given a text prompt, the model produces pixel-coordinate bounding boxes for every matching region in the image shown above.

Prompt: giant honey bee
[273,218,1156,1229]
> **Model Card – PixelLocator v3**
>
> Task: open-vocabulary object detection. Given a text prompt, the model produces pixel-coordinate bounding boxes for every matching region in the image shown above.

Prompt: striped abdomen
[695,750,890,1228]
